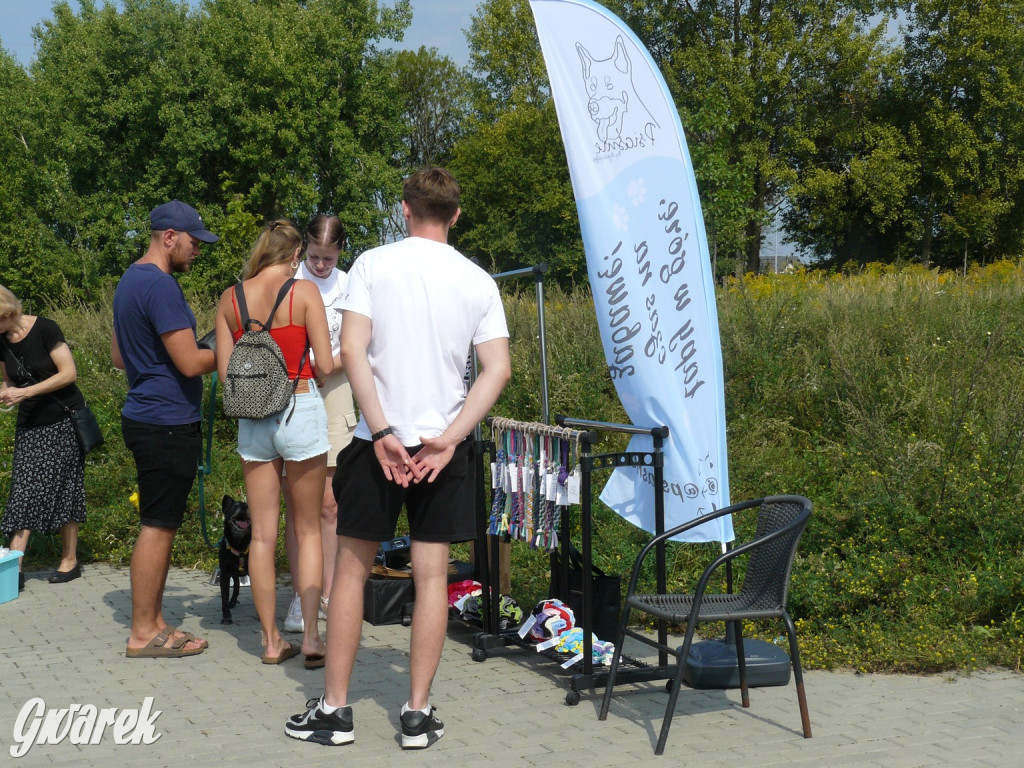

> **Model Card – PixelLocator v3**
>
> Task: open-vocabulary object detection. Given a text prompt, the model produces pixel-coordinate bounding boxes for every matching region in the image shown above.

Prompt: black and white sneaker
[400,704,444,749]
[284,697,354,746]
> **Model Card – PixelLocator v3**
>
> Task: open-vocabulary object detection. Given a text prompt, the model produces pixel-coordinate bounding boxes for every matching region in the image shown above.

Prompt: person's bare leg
[282,476,300,599]
[324,536,377,707]
[243,458,292,659]
[407,540,451,710]
[320,467,338,603]
[127,525,203,650]
[285,454,328,657]
[9,529,29,572]
[57,522,78,572]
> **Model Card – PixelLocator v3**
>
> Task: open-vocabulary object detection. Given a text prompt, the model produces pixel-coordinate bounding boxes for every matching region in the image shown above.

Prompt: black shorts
[333,437,476,543]
[122,416,201,530]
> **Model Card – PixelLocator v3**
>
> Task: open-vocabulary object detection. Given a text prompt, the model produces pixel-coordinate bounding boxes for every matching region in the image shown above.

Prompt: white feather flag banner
[529,0,733,541]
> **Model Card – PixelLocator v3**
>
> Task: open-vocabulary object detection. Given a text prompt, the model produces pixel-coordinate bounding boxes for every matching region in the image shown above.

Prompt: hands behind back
[408,434,457,484]
[373,433,414,488]
[374,432,459,486]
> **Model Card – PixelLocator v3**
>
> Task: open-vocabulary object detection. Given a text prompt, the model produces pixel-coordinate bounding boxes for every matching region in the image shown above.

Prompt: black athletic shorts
[333,437,475,543]
[122,416,201,530]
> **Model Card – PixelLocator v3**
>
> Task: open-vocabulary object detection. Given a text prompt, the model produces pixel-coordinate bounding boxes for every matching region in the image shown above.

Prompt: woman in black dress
[0,284,87,590]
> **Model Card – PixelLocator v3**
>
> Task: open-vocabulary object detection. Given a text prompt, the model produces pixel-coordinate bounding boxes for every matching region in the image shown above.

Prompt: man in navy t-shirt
[112,200,218,659]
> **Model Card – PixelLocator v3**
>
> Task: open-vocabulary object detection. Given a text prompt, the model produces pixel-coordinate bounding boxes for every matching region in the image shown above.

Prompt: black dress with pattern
[1,318,87,536]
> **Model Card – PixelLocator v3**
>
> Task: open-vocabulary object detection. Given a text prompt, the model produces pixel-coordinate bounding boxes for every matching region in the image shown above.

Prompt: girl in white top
[283,216,357,631]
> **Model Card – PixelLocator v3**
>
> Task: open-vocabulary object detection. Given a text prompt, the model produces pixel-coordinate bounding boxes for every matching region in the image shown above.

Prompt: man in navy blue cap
[111,200,219,658]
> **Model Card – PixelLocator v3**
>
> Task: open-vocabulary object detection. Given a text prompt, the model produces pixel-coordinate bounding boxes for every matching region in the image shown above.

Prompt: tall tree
[393,47,471,169]
[894,0,1024,267]
[15,0,411,301]
[786,0,1024,268]
[0,50,74,302]
[451,0,584,281]
[608,0,892,273]
[376,47,472,243]
[451,100,584,279]
[464,0,550,117]
[784,118,920,266]
[27,0,201,290]
[192,0,411,241]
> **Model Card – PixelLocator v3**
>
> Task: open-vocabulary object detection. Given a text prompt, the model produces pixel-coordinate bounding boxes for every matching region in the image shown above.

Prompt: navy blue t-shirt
[113,263,202,425]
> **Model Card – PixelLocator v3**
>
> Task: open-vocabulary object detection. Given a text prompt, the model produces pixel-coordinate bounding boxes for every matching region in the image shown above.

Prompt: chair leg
[655,623,693,755]
[783,611,812,738]
[598,606,631,721]
[733,620,750,708]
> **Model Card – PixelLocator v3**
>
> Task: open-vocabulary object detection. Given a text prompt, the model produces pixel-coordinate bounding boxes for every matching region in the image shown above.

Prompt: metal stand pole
[472,263,550,632]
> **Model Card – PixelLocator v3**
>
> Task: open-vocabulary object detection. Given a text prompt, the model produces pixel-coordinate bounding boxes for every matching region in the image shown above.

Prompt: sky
[0,0,479,67]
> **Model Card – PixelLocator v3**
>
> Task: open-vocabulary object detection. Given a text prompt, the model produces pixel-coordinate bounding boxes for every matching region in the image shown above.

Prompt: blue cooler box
[0,550,24,605]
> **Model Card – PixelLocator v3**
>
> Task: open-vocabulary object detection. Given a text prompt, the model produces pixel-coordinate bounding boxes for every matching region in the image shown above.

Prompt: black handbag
[1,340,104,454]
[550,541,622,642]
[69,405,104,453]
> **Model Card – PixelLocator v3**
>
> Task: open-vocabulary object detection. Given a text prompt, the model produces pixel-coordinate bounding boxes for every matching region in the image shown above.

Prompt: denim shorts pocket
[275,393,329,460]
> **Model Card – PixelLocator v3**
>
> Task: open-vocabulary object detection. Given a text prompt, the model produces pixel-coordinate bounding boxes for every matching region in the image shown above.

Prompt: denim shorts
[236,384,330,463]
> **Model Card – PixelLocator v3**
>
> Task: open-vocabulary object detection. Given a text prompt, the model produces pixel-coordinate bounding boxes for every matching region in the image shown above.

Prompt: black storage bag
[363,576,415,625]
[549,541,622,642]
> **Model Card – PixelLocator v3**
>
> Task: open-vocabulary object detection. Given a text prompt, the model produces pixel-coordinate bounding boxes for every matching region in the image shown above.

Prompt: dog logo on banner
[576,36,660,155]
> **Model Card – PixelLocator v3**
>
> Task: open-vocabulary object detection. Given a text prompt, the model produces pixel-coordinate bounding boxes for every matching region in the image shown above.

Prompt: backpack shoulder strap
[233,282,254,331]
[230,284,244,330]
[263,278,296,331]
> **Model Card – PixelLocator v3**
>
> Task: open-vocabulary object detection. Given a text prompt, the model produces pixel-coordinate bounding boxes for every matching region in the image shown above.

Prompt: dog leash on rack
[197,372,220,549]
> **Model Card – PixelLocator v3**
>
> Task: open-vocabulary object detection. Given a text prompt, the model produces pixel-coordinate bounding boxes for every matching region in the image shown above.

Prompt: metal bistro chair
[598,495,813,755]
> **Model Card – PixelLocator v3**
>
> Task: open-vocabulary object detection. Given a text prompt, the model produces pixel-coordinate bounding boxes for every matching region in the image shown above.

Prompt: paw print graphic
[612,202,629,231]
[627,178,647,206]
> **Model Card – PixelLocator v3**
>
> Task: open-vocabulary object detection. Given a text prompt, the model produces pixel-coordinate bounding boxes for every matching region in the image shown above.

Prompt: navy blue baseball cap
[149,200,219,243]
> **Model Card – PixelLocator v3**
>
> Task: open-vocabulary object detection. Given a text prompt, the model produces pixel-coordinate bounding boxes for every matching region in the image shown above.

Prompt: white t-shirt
[297,260,347,360]
[342,236,509,445]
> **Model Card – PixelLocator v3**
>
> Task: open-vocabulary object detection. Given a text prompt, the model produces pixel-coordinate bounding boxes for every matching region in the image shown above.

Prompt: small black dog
[219,495,251,624]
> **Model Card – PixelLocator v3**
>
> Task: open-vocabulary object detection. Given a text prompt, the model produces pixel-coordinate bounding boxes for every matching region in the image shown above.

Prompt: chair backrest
[739,495,812,611]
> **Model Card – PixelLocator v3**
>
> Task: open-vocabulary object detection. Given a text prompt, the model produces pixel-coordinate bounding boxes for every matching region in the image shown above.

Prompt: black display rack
[463,263,551,635]
[462,260,675,703]
[471,414,673,706]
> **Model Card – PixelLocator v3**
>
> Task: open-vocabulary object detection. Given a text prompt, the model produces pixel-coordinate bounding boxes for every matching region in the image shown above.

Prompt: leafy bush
[5,263,1024,672]
[720,262,1024,672]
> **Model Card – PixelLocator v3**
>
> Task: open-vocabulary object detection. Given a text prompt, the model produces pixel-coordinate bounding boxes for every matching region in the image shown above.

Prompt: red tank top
[231,284,312,380]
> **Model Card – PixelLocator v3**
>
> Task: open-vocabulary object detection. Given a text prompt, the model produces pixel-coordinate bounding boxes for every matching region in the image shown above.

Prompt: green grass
[4,264,1024,673]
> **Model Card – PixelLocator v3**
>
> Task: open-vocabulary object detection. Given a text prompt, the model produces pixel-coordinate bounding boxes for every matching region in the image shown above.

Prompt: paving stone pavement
[1,563,1022,767]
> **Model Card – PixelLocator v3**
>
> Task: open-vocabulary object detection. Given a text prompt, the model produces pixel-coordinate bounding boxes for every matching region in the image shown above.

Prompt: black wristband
[371,427,393,442]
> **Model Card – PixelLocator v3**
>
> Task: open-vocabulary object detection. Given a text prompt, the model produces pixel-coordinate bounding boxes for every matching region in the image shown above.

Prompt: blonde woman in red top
[215,220,333,667]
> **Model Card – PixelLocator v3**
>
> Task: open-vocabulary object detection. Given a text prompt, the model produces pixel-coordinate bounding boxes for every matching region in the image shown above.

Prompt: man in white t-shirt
[286,168,511,750]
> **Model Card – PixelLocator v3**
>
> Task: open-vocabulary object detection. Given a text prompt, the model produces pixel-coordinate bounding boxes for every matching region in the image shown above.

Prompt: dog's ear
[613,35,630,75]
[222,494,234,510]
[576,41,593,79]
